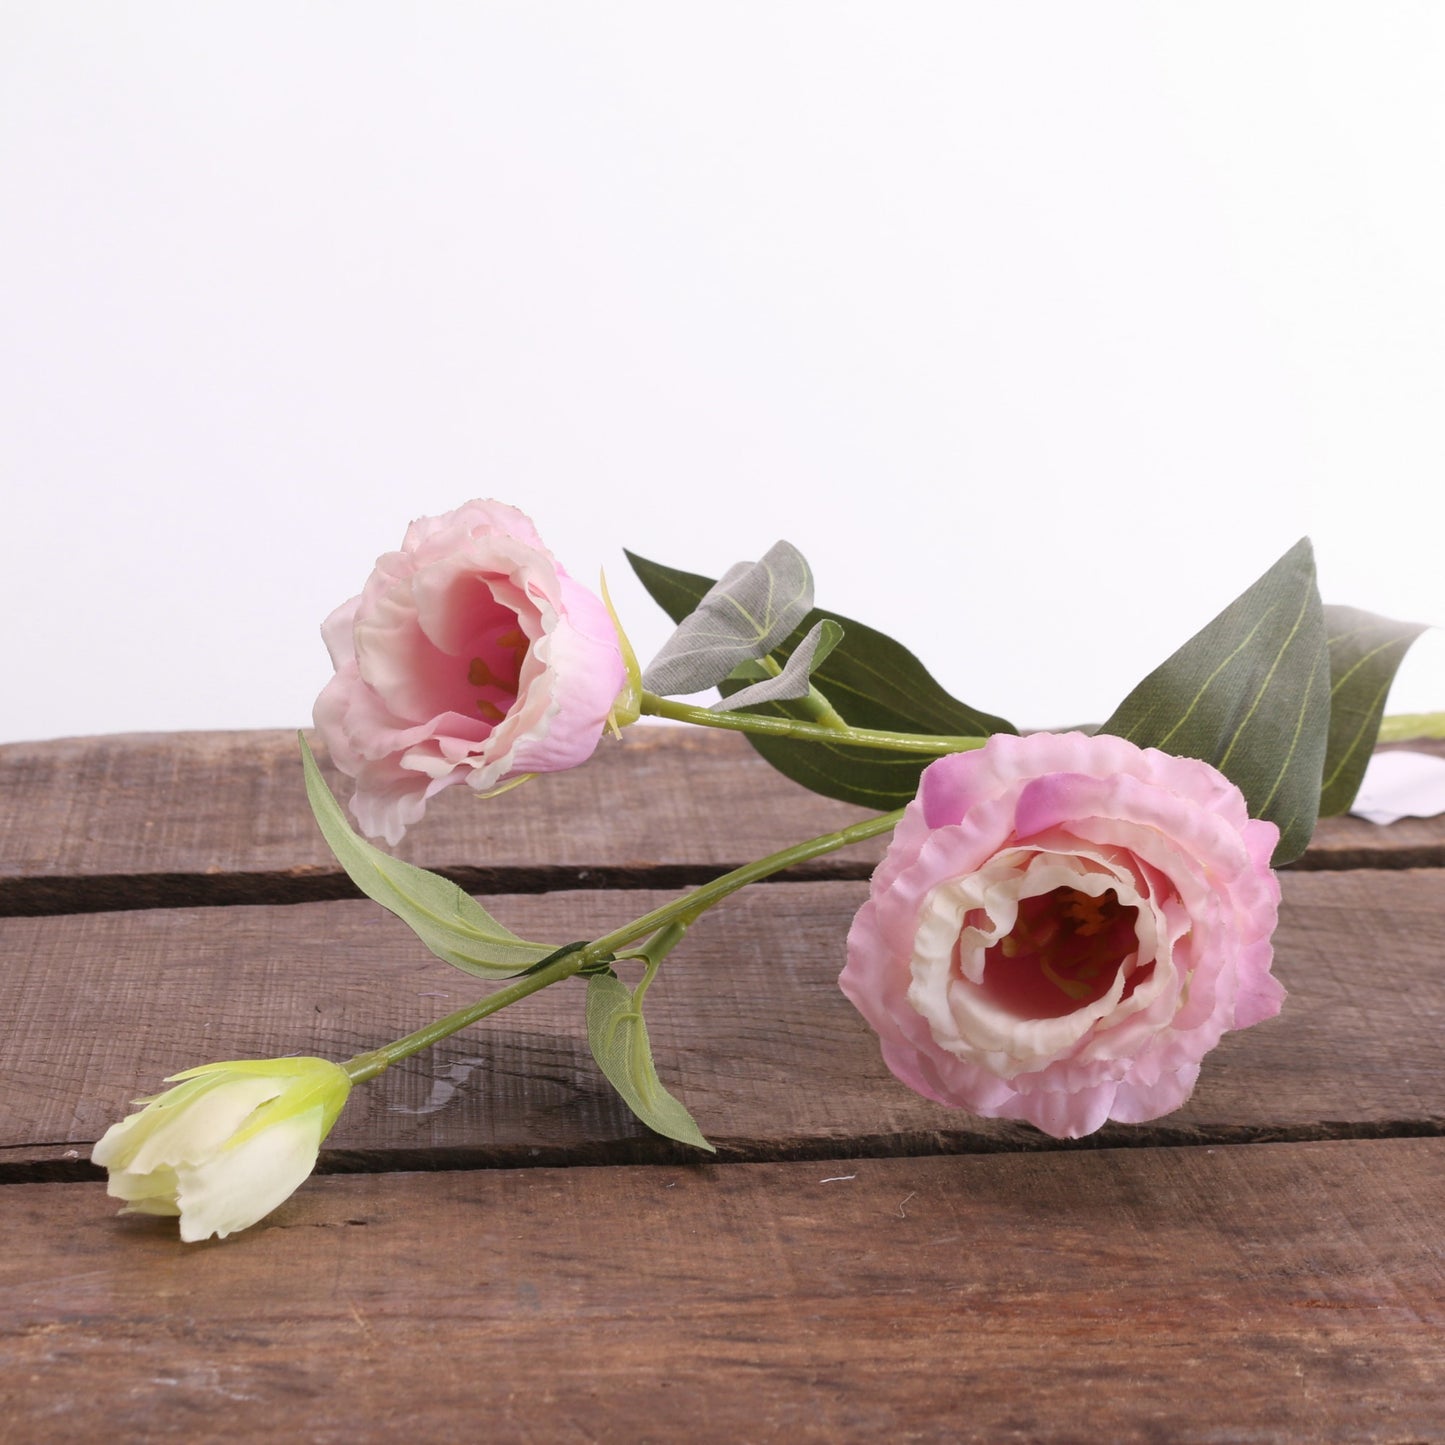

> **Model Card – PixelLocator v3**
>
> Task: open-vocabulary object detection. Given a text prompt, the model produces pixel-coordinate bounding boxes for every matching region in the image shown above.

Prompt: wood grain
[5,869,1442,1173]
[3,1139,1441,1443]
[4,730,1442,915]
[4,728,1444,1441]
[0,728,881,915]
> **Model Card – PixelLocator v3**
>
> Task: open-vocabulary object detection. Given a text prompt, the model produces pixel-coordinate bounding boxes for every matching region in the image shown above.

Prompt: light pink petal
[311,499,624,843]
[1107,1062,1202,1124]
[840,730,1283,1141]
[993,1078,1119,1140]
[319,596,361,671]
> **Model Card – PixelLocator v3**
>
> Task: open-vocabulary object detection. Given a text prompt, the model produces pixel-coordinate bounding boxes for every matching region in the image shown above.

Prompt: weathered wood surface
[4,871,1444,1175]
[4,730,1444,915]
[2,728,1443,1441]
[4,1142,1442,1443]
[0,728,882,915]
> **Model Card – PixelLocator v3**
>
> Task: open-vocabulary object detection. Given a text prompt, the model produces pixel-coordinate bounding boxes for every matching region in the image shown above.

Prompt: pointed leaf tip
[585,971,714,1151]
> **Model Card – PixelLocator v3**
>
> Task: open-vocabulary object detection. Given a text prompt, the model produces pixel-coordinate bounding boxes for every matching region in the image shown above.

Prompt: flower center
[466,627,529,724]
[977,886,1140,1020]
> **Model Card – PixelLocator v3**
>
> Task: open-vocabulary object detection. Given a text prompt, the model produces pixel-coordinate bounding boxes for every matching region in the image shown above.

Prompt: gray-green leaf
[640,540,814,696]
[585,971,715,1151]
[300,734,561,978]
[711,618,844,713]
[628,549,1017,811]
[1099,538,1330,865]
[1319,604,1429,815]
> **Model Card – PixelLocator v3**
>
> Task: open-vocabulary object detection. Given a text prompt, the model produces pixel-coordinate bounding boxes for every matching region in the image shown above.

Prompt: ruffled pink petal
[991,1078,1120,1140]
[840,730,1284,1141]
[319,596,361,671]
[312,499,624,843]
[1107,1062,1202,1124]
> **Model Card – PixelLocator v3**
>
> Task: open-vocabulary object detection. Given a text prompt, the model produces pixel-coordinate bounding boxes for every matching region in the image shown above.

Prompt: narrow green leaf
[1099,539,1330,865]
[640,541,814,696]
[711,617,844,713]
[1319,604,1429,815]
[299,734,560,979]
[585,971,715,1151]
[627,550,1017,810]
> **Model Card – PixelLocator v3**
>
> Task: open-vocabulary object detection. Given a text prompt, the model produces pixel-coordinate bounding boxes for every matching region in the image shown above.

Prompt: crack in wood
[5,1116,1441,1186]
[4,846,1442,919]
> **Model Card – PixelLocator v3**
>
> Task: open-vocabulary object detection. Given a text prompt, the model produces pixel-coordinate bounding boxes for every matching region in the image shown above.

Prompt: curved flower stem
[641,691,987,756]
[342,807,906,1084]
[342,955,583,1083]
[580,805,907,959]
[1377,711,1445,743]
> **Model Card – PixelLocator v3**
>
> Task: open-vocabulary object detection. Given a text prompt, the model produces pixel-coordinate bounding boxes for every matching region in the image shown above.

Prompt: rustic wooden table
[2,727,1442,1442]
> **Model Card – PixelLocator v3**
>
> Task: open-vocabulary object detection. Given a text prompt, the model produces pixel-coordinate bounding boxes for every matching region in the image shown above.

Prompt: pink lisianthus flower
[314,500,626,844]
[840,732,1283,1139]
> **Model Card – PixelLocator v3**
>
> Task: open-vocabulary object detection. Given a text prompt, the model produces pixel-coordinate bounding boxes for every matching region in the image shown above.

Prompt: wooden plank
[0,727,883,915]
[4,730,1442,914]
[2,1139,1441,1442]
[5,869,1442,1172]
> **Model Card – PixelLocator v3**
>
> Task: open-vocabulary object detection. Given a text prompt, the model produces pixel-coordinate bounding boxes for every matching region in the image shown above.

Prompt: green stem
[642,691,987,756]
[341,807,905,1085]
[621,919,694,1013]
[751,656,849,730]
[342,952,583,1083]
[582,805,906,959]
[1378,711,1445,743]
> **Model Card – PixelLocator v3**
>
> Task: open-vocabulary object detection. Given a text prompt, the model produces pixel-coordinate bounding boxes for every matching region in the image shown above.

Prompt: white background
[3,2,1442,745]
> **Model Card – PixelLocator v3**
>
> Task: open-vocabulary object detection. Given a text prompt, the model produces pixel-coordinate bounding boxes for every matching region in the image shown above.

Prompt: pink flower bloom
[314,500,626,844]
[840,732,1283,1139]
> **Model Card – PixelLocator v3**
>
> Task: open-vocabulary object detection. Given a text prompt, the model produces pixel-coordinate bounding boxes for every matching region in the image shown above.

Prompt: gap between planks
[0,859,879,919]
[6,847,1444,919]
[7,1116,1445,1188]
[4,728,1444,919]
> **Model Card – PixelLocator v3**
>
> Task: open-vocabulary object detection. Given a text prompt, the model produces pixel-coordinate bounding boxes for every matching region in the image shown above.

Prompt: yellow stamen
[1040,959,1094,1001]
[1063,889,1109,935]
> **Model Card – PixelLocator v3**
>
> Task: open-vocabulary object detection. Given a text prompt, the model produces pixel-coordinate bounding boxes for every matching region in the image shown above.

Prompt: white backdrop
[3,2,1442,744]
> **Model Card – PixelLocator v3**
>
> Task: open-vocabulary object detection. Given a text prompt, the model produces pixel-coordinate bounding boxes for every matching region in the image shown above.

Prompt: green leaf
[300,734,560,979]
[1099,539,1330,865]
[640,541,815,696]
[627,550,1017,810]
[1319,604,1429,815]
[585,971,715,1151]
[711,617,844,713]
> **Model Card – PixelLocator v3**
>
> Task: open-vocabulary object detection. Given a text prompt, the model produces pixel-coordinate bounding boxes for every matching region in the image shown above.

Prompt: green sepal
[300,734,561,978]
[627,550,1017,811]
[1319,605,1429,815]
[585,969,715,1152]
[1099,539,1330,865]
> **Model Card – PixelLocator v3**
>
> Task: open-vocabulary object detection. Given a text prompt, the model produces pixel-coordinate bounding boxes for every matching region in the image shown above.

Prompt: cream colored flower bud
[92,1057,352,1242]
